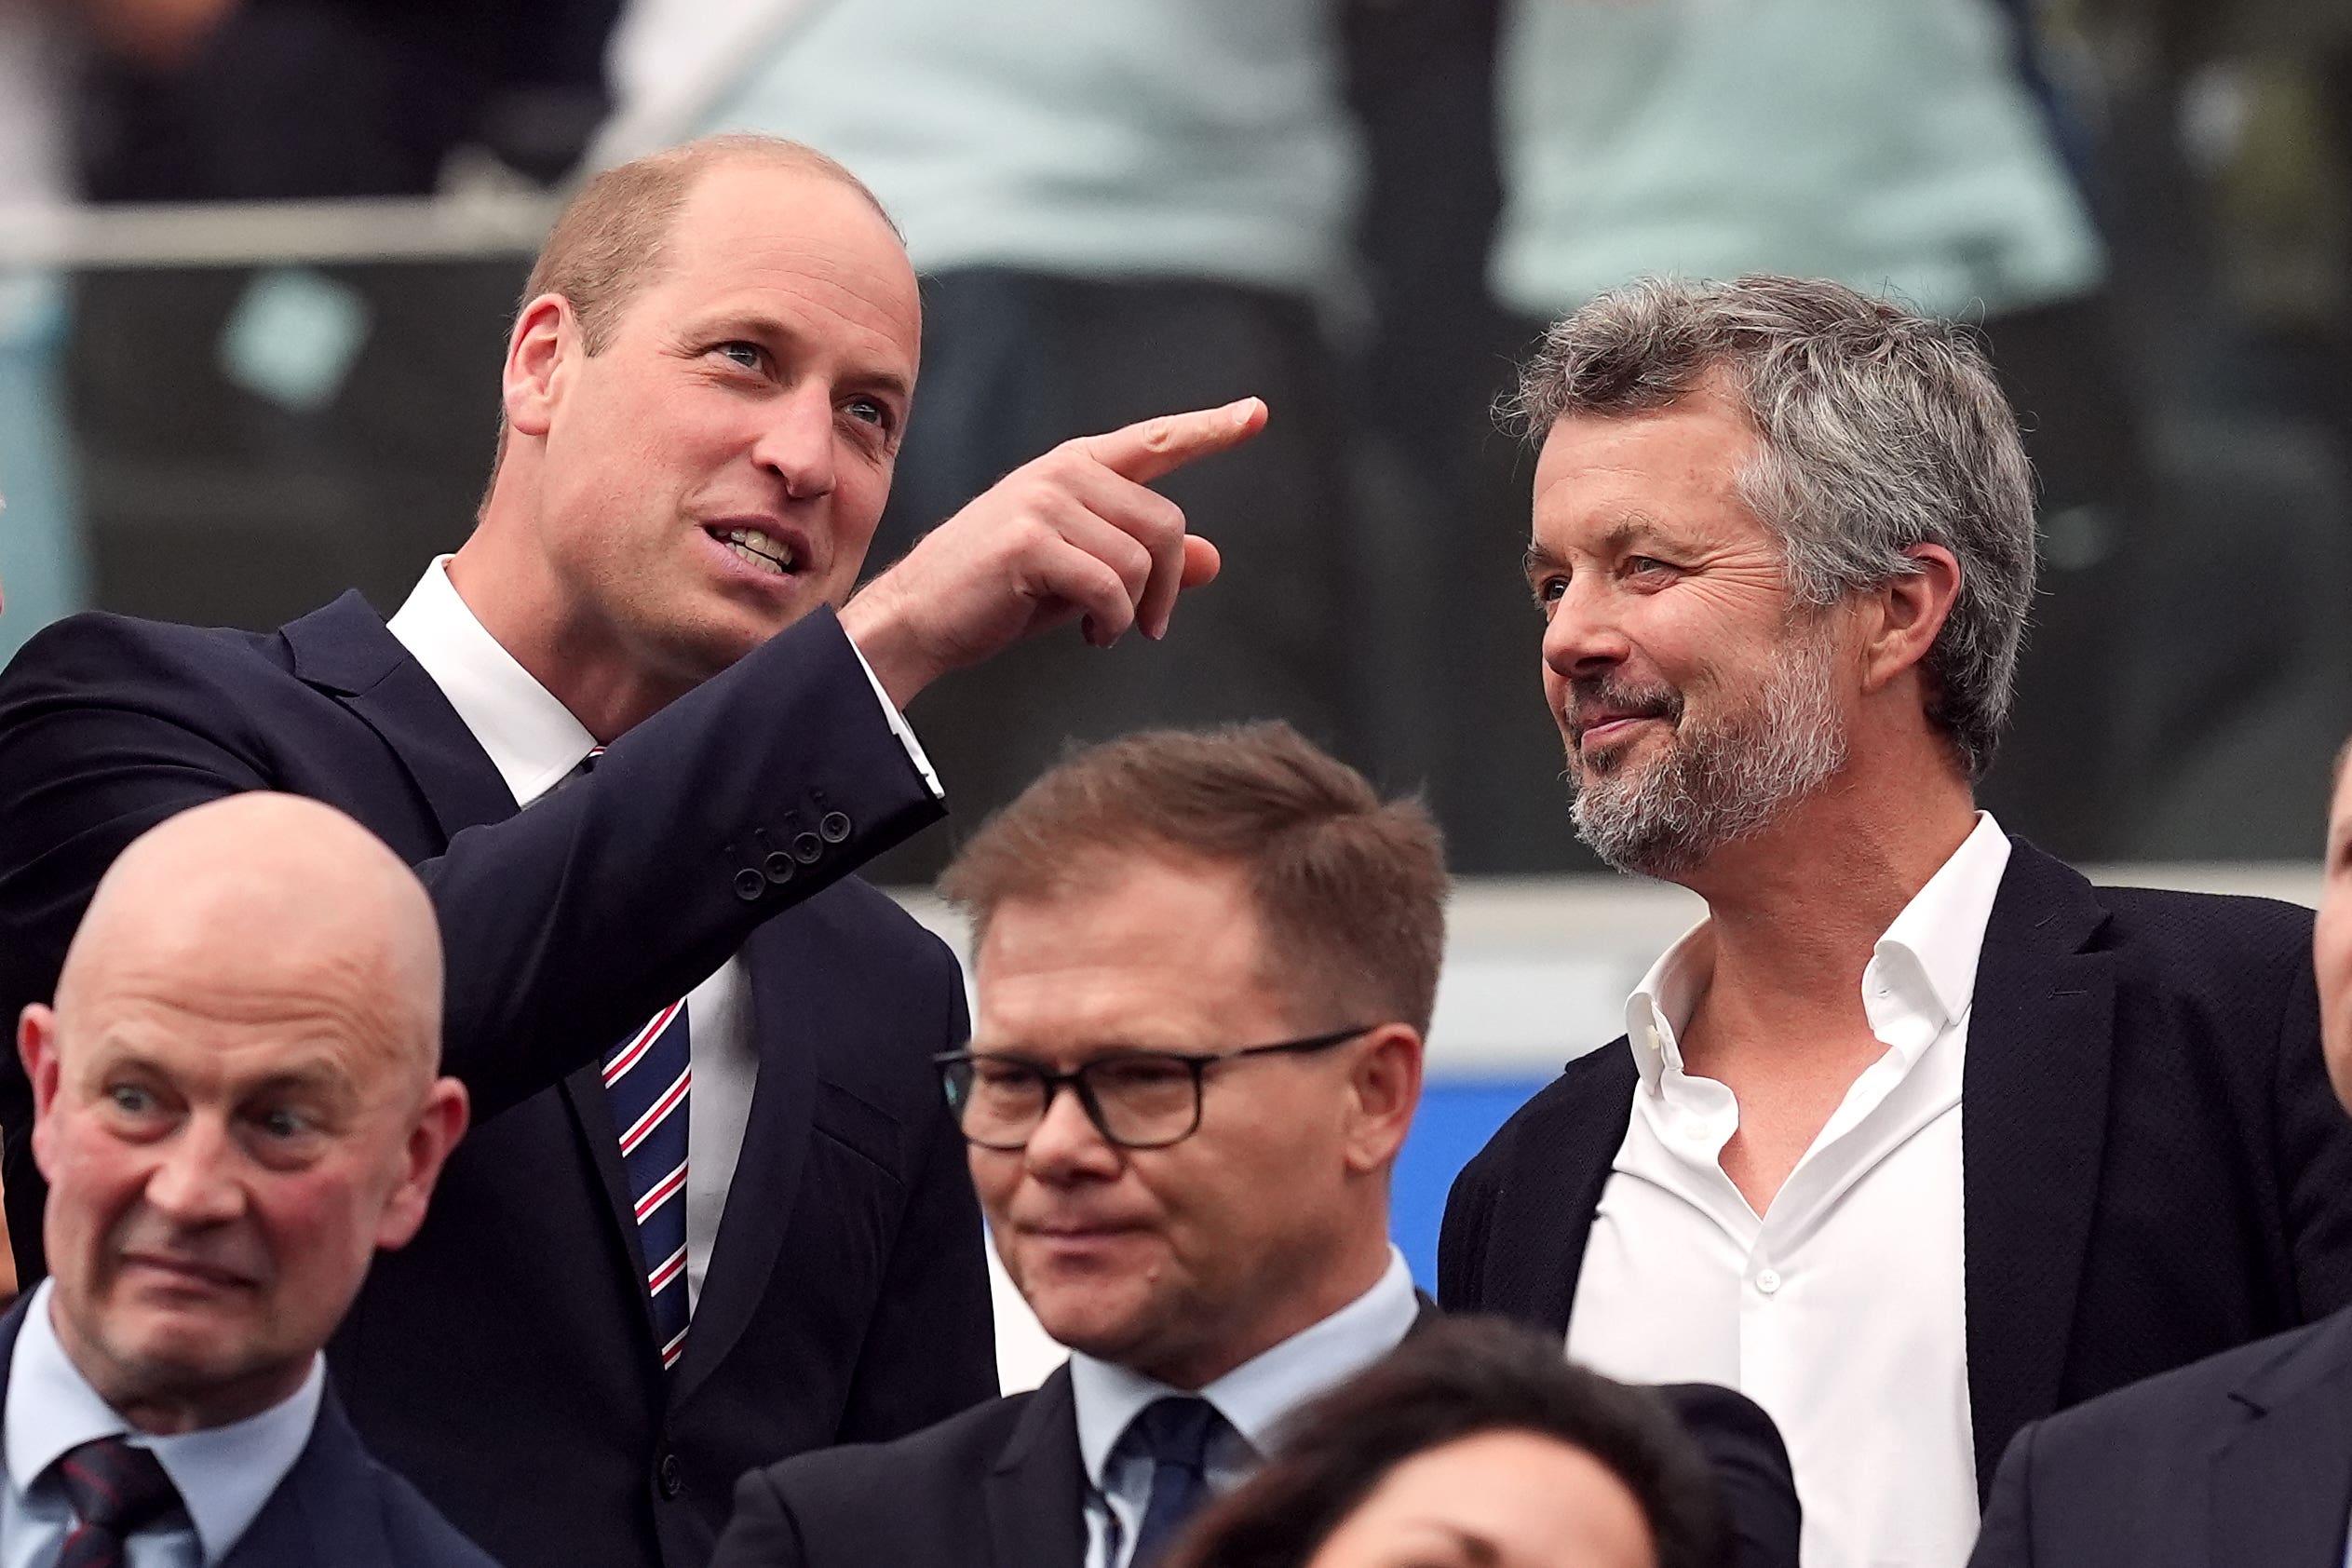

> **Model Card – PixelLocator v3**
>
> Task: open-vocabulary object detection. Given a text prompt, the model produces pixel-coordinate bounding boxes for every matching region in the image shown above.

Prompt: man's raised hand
[839,399,1267,708]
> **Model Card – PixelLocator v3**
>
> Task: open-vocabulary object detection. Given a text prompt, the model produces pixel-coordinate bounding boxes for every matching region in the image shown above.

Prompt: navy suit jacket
[0,595,998,1568]
[1439,840,2352,1500]
[0,1297,499,1568]
[1967,1304,2352,1568]
[710,1304,1803,1568]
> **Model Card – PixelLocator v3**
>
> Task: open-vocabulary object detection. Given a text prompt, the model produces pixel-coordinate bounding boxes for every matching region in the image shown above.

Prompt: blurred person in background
[61,0,626,632]
[0,131,1266,1568]
[1428,0,2143,871]
[1959,739,2352,1568]
[1440,276,2352,1568]
[7,792,482,1567]
[0,0,93,667]
[1161,1318,1726,1568]
[710,723,1799,1568]
[604,0,1480,878]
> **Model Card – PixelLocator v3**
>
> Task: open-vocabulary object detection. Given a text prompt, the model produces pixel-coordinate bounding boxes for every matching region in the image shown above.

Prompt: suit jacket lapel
[1483,1045,1638,1335]
[281,593,654,1358]
[983,1369,1090,1568]
[2209,1311,2352,1568]
[221,1389,400,1568]
[669,919,819,1407]
[1961,838,2117,1499]
[280,591,518,844]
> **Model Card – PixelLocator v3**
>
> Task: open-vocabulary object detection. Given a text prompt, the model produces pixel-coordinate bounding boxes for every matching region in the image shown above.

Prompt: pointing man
[0,133,1264,1568]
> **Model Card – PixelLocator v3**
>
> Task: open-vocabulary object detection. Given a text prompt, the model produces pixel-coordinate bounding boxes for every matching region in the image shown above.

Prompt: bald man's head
[21,794,468,1434]
[55,793,443,1091]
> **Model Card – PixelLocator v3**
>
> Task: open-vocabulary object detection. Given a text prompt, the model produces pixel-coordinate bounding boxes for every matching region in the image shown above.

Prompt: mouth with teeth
[710,526,798,577]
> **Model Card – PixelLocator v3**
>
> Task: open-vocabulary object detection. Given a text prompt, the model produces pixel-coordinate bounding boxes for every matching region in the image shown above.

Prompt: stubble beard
[1566,628,1848,878]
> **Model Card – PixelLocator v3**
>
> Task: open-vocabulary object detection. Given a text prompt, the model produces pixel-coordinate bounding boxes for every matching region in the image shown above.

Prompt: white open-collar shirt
[1566,813,2012,1568]
[386,558,937,1311]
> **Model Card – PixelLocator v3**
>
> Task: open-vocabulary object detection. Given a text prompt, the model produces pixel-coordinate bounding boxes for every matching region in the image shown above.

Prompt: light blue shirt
[1,1281,324,1568]
[1069,1247,1420,1568]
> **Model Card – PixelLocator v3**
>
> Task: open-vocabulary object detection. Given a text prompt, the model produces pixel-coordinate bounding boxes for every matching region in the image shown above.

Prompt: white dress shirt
[1566,813,2013,1568]
[1,1281,325,1568]
[386,558,939,1311]
[1070,1248,1421,1568]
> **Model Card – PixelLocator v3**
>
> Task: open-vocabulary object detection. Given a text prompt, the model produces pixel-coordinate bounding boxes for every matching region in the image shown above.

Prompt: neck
[447,497,687,743]
[1140,1220,1394,1393]
[50,1294,309,1437]
[1676,738,1978,1020]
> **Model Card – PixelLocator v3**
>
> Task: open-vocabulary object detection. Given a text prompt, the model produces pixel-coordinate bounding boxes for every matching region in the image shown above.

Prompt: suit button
[791,831,823,865]
[818,811,851,845]
[657,1453,683,1500]
[762,849,797,885]
[732,867,765,902]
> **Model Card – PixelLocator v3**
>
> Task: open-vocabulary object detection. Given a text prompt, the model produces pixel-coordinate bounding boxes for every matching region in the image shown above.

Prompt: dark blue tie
[53,1437,184,1568]
[1123,1397,1230,1568]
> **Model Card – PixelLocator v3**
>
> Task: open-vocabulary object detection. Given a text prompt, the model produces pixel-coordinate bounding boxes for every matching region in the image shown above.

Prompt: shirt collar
[385,555,598,807]
[7,1281,325,1565]
[1624,812,2013,1092]
[1068,1246,1420,1490]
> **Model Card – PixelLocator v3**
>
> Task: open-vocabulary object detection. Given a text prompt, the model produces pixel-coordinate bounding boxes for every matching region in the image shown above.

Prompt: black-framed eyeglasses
[934,1025,1376,1152]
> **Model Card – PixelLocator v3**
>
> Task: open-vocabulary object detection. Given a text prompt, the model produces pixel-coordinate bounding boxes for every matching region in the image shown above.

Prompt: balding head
[21,794,468,1434]
[57,793,443,1088]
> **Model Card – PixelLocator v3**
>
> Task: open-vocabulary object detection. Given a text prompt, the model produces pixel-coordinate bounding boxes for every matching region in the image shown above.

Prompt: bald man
[3,793,493,1567]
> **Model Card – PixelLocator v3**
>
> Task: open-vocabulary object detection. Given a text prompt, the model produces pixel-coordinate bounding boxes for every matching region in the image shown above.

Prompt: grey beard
[1568,636,1848,877]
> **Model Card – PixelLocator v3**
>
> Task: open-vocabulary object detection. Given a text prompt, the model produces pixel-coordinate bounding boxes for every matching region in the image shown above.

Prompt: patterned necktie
[606,997,693,1370]
[52,1437,185,1568]
[568,746,696,1372]
[1121,1397,1231,1568]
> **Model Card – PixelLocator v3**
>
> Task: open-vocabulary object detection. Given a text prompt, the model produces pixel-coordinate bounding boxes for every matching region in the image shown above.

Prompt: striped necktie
[573,746,694,1371]
[606,998,693,1370]
[53,1437,185,1568]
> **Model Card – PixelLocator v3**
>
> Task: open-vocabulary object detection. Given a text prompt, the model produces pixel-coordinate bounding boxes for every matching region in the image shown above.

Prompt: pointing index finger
[1079,398,1268,487]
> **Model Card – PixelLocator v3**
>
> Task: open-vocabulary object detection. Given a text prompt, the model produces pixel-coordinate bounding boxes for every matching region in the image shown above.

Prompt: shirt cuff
[847,636,944,800]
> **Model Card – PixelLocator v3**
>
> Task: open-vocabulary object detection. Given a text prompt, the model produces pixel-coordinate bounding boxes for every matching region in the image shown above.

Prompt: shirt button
[1756,1269,1782,1295]
[1683,1122,1709,1142]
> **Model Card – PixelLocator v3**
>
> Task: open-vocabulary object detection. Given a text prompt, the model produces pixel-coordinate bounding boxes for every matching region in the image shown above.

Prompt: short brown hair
[526,133,895,355]
[939,723,1449,1034]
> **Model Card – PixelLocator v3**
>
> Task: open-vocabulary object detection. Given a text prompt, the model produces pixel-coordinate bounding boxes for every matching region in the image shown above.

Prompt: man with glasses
[709,722,1799,1568]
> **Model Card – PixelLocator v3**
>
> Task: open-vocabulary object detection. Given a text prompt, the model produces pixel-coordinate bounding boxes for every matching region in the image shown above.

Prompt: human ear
[20,1006,61,1181]
[1861,544,1961,694]
[374,1078,471,1251]
[501,295,574,440]
[1343,1026,1425,1175]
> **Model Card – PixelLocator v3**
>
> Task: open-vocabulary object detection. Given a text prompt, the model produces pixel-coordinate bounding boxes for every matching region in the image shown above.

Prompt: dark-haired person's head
[1162,1318,1722,1568]
[938,722,1446,1390]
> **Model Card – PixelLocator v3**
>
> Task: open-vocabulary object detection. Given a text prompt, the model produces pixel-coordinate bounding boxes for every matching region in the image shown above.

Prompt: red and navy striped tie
[606,997,693,1370]
[564,746,693,1371]
[54,1436,184,1568]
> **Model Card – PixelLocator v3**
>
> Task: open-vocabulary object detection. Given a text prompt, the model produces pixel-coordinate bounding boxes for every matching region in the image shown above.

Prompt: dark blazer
[709,1307,1802,1568]
[1967,1305,2352,1568]
[0,1296,501,1568]
[1439,838,2352,1500]
[0,595,998,1568]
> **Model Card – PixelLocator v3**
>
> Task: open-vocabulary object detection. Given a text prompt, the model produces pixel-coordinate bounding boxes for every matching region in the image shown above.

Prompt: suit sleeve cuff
[846,636,943,800]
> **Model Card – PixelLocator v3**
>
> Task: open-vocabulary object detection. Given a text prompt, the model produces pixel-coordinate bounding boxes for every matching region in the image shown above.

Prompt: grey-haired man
[1440,274,2352,1568]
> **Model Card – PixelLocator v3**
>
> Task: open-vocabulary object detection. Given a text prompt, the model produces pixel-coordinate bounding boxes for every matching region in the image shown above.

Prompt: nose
[750,385,839,502]
[142,1116,247,1226]
[1541,575,1633,683]
[1021,1079,1121,1184]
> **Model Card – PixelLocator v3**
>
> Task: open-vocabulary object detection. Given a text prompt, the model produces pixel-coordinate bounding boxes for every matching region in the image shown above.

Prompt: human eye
[842,394,893,429]
[105,1083,159,1117]
[709,341,767,373]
